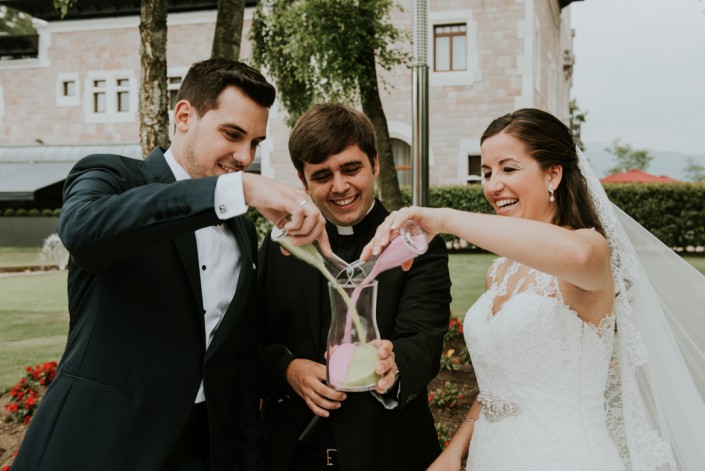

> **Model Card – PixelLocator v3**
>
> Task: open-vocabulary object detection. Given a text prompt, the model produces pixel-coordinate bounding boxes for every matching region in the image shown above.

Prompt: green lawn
[0,246,44,268]
[448,252,496,321]
[0,271,69,389]
[0,249,703,389]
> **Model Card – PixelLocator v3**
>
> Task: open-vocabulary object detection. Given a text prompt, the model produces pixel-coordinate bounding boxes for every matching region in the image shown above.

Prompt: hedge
[4,183,702,250]
[247,184,705,251]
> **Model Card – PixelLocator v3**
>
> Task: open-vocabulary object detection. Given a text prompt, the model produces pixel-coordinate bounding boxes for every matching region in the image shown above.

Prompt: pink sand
[342,233,428,343]
[328,343,357,386]
[327,342,379,390]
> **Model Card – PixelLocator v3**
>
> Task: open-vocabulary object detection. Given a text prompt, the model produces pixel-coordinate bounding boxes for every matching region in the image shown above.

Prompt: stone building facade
[0,0,580,193]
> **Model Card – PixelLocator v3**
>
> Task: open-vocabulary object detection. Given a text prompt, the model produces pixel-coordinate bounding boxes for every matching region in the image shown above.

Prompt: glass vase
[326,280,380,392]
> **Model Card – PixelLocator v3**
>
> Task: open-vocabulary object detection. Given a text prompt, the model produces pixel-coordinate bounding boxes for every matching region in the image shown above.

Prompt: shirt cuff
[370,377,401,410]
[214,172,248,220]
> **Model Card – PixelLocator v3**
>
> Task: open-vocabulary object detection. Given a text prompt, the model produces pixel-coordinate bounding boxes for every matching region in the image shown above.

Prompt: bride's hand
[361,206,444,264]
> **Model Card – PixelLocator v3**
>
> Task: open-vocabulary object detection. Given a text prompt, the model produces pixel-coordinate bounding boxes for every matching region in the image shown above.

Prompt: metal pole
[412,0,429,206]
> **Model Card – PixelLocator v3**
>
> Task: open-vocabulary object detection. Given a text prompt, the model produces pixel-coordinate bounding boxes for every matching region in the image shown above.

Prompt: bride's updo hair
[481,108,605,237]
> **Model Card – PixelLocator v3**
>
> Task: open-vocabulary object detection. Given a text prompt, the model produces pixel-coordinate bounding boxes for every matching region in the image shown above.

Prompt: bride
[364,108,705,470]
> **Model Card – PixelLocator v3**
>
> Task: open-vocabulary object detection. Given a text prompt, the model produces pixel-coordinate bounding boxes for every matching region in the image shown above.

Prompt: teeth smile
[332,196,356,207]
[219,163,236,173]
[496,199,517,208]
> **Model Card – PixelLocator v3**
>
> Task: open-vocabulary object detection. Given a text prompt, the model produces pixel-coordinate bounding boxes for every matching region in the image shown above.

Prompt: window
[167,75,183,110]
[392,138,412,187]
[62,81,75,97]
[93,80,106,113]
[467,154,481,184]
[116,79,130,112]
[429,10,478,86]
[84,71,136,123]
[434,24,467,72]
[56,72,80,107]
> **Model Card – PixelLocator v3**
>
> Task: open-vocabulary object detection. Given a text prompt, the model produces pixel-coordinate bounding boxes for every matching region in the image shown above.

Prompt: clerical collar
[332,200,376,235]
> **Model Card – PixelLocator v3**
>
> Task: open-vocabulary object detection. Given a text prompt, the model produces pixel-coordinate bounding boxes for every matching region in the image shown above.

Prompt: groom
[12,58,327,470]
[257,103,452,470]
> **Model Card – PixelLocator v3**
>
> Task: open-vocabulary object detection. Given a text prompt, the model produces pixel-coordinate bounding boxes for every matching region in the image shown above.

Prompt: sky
[570,0,705,156]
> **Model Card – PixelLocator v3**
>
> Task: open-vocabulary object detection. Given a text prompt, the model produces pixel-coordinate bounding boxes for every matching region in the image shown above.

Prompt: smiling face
[299,144,379,227]
[171,86,269,178]
[480,131,561,223]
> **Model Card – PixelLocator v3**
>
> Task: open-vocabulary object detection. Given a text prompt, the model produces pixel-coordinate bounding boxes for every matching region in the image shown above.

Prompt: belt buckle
[325,448,337,466]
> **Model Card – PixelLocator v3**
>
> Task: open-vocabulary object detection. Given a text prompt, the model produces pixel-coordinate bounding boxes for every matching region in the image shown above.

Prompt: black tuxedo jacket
[13,150,263,470]
[257,201,452,471]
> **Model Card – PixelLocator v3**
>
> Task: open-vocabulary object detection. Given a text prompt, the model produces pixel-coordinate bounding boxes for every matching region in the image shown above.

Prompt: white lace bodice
[464,257,624,470]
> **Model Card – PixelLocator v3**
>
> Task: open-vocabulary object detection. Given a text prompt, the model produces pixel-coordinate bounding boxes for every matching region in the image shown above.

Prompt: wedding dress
[464,257,624,470]
[459,146,705,470]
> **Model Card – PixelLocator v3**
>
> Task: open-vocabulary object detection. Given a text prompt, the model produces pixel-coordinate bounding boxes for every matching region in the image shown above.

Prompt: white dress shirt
[164,149,248,403]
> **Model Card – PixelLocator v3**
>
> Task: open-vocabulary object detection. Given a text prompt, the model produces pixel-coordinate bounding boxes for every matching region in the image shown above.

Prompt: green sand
[340,343,379,389]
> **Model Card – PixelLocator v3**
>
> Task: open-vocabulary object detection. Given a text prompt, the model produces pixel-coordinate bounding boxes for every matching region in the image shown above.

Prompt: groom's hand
[285,359,347,417]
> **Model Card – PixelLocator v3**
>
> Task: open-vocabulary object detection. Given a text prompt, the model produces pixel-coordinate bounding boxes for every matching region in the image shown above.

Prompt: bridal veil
[578,149,705,470]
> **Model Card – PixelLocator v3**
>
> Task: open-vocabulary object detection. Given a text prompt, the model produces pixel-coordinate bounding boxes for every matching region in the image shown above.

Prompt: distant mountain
[582,142,705,182]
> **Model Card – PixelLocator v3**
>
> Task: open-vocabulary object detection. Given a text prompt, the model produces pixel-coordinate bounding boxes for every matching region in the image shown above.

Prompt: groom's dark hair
[176,58,276,116]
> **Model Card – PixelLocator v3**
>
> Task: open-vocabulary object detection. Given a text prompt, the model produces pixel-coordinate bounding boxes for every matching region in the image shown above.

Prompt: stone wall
[0,218,59,246]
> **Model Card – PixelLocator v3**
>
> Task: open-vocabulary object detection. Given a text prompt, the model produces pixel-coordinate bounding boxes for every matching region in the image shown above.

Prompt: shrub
[246,206,273,245]
[440,349,462,372]
[40,209,54,217]
[435,422,453,449]
[444,316,464,343]
[28,209,40,217]
[52,208,62,217]
[3,208,16,217]
[15,209,28,217]
[4,361,58,425]
[429,381,464,409]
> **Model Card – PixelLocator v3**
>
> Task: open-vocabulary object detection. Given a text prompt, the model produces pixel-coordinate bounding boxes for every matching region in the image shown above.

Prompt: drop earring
[548,184,555,203]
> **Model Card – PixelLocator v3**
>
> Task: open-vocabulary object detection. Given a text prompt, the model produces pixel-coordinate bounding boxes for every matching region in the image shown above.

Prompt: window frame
[433,23,468,73]
[429,10,479,87]
[55,72,80,107]
[83,70,137,123]
[167,66,188,112]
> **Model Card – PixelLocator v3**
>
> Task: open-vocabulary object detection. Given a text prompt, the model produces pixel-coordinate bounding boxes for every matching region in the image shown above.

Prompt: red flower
[5,403,18,413]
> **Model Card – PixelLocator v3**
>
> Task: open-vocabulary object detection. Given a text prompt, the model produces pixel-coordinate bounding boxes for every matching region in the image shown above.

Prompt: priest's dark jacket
[257,200,452,471]
[12,150,263,470]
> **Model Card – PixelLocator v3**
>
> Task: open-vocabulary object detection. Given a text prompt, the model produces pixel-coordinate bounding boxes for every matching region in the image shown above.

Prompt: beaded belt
[478,392,520,422]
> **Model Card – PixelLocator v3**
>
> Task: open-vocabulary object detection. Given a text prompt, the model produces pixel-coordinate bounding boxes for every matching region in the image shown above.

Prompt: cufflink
[218,203,227,214]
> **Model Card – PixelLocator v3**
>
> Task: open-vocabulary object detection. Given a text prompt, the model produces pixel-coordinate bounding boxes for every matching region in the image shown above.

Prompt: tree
[684,157,705,183]
[138,0,170,156]
[605,139,654,175]
[211,0,245,60]
[0,6,36,35]
[52,0,75,19]
[568,98,587,152]
[251,0,409,210]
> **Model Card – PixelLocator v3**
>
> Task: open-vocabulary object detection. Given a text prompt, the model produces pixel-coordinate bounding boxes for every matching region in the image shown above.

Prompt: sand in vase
[328,342,380,390]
